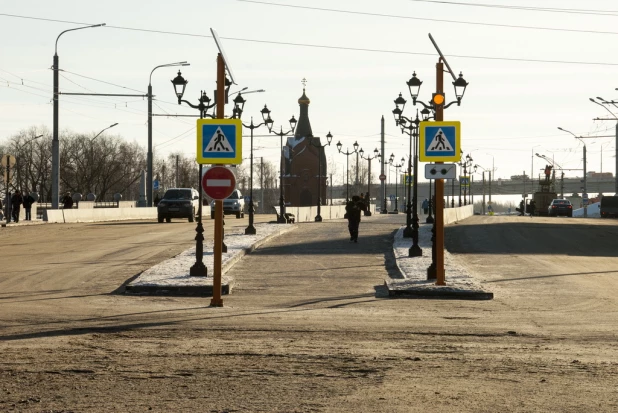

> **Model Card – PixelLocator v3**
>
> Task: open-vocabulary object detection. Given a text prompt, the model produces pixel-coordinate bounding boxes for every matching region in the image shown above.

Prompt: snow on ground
[129,219,490,295]
[129,223,295,287]
[573,202,600,217]
[388,223,491,294]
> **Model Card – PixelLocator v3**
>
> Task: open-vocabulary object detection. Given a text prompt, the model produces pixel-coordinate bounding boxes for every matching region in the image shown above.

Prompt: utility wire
[1,13,618,66]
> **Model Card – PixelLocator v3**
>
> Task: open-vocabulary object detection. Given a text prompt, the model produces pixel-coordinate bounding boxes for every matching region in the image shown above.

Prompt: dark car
[157,188,200,223]
[210,189,245,219]
[547,199,572,217]
[600,195,618,218]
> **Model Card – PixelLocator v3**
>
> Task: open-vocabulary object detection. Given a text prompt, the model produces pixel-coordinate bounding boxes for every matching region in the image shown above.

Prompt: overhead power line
[406,0,618,17]
[1,12,618,67]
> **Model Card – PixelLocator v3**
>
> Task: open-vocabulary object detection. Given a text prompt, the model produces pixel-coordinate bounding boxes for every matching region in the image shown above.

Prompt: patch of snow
[573,202,600,217]
[389,224,491,294]
[129,223,294,287]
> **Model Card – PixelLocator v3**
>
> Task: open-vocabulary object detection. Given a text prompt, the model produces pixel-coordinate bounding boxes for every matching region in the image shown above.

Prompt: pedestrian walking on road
[345,195,364,243]
[11,190,23,223]
[529,200,536,217]
[23,192,35,221]
[62,192,74,210]
[422,198,429,214]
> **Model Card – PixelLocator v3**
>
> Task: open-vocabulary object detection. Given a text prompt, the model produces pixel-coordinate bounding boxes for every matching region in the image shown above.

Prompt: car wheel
[165,217,171,223]
[158,215,164,223]
[189,208,195,222]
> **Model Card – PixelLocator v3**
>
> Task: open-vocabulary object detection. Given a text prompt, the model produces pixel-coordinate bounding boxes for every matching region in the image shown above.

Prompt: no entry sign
[201,166,236,200]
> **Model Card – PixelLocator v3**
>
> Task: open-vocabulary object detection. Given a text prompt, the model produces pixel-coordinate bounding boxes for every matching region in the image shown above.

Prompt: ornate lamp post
[269,117,298,223]
[242,106,274,234]
[359,147,379,216]
[458,153,474,206]
[389,155,405,213]
[401,68,469,283]
[309,132,333,222]
[171,71,245,276]
[336,140,359,202]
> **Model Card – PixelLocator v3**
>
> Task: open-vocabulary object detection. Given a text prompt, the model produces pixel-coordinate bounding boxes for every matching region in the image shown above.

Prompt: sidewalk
[125,218,493,299]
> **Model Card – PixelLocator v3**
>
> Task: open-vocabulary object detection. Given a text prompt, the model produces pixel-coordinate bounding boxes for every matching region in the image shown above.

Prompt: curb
[125,224,298,296]
[386,282,494,300]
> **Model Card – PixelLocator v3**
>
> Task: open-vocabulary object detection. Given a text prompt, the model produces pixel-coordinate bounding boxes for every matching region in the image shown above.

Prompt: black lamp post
[242,107,274,234]
[458,153,474,206]
[395,115,422,256]
[359,147,379,216]
[310,132,333,222]
[171,71,244,277]
[336,140,359,202]
[269,118,298,223]
[389,155,405,213]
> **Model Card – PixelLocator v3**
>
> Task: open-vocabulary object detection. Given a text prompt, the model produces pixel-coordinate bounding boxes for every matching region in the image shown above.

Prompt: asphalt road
[2,214,618,412]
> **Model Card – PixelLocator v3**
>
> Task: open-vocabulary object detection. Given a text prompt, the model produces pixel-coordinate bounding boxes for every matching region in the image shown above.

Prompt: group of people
[517,199,536,217]
[1,190,36,223]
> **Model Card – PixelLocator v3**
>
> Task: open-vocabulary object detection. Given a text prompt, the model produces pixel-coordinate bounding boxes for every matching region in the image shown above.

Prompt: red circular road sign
[379,174,386,181]
[202,166,236,200]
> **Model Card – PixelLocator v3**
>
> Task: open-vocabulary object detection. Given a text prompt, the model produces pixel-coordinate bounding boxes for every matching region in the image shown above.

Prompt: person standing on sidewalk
[23,192,35,221]
[11,190,23,223]
[346,195,364,243]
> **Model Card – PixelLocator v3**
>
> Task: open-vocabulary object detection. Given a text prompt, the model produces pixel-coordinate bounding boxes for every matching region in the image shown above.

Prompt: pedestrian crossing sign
[419,121,461,162]
[196,119,242,165]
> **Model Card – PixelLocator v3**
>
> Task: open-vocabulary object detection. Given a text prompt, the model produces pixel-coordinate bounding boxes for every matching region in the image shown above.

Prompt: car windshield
[163,189,191,200]
[227,191,240,200]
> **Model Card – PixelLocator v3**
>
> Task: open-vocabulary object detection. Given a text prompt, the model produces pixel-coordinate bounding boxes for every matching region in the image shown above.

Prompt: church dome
[298,88,310,105]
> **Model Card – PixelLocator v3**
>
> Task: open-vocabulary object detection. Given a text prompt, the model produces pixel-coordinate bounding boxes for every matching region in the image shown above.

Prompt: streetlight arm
[55,24,105,54]
[150,62,189,85]
[590,98,618,120]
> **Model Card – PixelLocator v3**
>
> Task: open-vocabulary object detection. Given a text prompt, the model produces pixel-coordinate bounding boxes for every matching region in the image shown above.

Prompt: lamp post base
[190,262,207,277]
[402,226,413,238]
[245,225,256,235]
[426,215,434,223]
[245,201,256,235]
[409,244,422,257]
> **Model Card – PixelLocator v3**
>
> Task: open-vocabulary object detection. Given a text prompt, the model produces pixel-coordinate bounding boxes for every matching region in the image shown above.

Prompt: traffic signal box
[432,93,445,107]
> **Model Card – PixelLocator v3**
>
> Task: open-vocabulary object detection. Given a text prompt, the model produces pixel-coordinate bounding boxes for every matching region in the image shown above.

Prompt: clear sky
[1,0,617,185]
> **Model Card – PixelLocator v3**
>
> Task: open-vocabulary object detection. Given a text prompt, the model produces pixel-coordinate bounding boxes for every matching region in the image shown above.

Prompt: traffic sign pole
[211,53,226,308]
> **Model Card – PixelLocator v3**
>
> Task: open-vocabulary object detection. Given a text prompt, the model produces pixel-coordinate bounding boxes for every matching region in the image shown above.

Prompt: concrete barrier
[443,204,474,225]
[44,205,213,223]
[284,203,376,223]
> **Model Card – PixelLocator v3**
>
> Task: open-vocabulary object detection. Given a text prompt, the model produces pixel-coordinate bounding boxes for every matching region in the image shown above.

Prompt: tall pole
[583,142,588,218]
[260,157,264,213]
[482,172,486,214]
[316,145,322,221]
[380,116,387,213]
[211,53,226,307]
[430,59,446,286]
[615,123,618,194]
[147,83,153,207]
[52,53,59,208]
[52,23,104,209]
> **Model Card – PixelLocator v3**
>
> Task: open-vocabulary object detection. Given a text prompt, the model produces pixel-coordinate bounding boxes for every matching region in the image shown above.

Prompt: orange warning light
[432,93,445,106]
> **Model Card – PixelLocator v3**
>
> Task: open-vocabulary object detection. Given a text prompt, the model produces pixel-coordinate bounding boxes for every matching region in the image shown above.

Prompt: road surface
[1,214,618,412]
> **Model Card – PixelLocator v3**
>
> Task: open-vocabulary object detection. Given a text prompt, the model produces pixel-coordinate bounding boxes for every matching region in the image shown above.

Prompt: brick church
[281,86,328,207]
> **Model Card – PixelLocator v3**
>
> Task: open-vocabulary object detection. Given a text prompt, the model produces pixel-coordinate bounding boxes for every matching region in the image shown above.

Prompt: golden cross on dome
[301,78,307,88]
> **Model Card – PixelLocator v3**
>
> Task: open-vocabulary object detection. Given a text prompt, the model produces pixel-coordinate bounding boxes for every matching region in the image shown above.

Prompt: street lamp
[148,62,189,207]
[458,153,473,206]
[590,97,618,194]
[336,140,359,202]
[310,132,333,222]
[269,117,298,222]
[389,155,405,213]
[359,146,379,216]
[92,123,118,142]
[404,67,469,284]
[52,23,106,209]
[243,107,274,234]
[558,127,588,217]
[171,71,245,277]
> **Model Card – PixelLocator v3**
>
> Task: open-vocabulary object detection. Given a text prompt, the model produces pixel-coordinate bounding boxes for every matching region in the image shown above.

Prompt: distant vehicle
[600,196,618,218]
[157,188,200,223]
[210,189,245,219]
[547,199,572,217]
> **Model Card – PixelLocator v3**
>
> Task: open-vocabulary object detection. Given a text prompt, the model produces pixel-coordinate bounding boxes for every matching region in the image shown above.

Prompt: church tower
[282,80,328,207]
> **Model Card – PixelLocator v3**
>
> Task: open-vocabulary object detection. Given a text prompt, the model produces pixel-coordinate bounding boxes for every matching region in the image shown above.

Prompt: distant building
[281,86,327,206]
